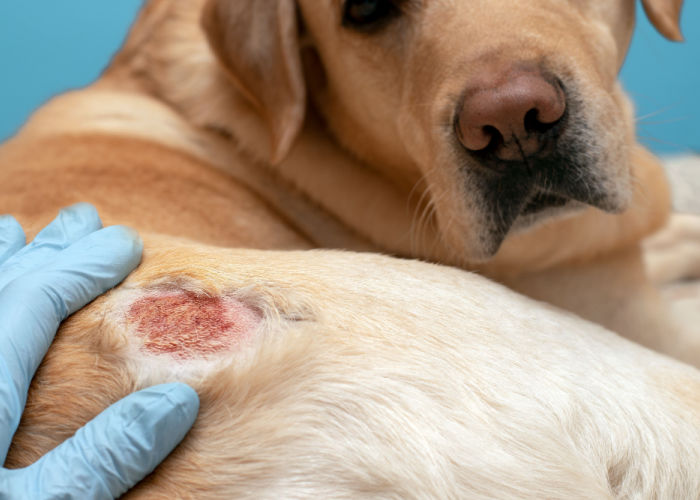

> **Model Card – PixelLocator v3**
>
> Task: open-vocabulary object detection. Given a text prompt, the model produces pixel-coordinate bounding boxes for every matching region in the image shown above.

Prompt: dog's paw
[661,280,700,334]
[644,213,700,346]
[644,214,700,286]
[664,155,700,215]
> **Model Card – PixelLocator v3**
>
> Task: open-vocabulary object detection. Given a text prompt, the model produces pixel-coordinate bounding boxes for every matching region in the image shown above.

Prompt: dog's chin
[460,176,630,263]
[510,192,587,234]
[453,124,631,261]
[465,197,581,262]
[440,189,610,264]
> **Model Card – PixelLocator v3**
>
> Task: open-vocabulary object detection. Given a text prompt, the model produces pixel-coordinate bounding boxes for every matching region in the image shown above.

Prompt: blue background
[0,1,698,154]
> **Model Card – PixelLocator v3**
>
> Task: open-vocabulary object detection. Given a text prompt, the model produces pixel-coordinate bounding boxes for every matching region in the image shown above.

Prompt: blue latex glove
[0,204,199,499]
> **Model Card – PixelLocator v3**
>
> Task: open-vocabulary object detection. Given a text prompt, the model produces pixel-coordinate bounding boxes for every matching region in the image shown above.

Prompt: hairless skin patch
[127,290,262,360]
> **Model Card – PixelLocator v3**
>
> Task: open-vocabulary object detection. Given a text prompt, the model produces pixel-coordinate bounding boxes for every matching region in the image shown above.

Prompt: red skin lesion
[127,291,261,360]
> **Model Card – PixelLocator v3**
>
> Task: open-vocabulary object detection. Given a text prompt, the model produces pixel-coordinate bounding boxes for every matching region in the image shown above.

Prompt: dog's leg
[634,155,700,354]
[9,242,700,498]
[644,154,700,284]
[642,213,700,357]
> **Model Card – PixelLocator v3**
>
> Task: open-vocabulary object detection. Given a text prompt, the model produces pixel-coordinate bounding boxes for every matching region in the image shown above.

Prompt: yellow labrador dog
[3,0,700,497]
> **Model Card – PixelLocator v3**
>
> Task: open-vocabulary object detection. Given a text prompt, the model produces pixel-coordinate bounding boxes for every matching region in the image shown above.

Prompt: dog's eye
[342,0,399,30]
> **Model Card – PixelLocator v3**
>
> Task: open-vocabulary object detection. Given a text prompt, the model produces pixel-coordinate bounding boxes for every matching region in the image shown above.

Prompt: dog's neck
[101,0,443,262]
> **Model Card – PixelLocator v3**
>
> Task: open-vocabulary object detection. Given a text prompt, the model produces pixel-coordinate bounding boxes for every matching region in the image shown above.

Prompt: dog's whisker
[629,172,651,206]
[407,163,442,255]
[411,188,438,256]
[637,135,688,150]
[638,116,692,126]
[635,105,678,124]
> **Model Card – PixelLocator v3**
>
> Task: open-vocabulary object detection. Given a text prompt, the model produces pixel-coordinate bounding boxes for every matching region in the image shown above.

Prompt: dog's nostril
[482,125,503,151]
[456,67,567,161]
[523,108,560,135]
[524,108,540,133]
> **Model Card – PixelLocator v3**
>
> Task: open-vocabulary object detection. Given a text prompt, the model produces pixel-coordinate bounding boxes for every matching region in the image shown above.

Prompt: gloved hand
[0,204,199,499]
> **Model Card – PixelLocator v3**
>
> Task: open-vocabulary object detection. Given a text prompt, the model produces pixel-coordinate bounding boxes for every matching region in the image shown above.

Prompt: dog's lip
[514,192,586,229]
[471,181,597,260]
[520,190,570,216]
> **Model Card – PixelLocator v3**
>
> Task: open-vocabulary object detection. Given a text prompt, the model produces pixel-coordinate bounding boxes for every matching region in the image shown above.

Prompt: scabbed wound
[127,291,261,359]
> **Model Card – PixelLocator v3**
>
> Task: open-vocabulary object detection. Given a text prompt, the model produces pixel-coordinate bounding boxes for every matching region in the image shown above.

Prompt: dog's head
[202,0,684,262]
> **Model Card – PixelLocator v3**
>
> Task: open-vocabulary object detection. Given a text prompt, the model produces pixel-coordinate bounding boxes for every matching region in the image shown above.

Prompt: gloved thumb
[1,383,199,500]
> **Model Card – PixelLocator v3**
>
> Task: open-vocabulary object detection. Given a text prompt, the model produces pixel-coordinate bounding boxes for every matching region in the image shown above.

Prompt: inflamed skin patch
[126,290,262,360]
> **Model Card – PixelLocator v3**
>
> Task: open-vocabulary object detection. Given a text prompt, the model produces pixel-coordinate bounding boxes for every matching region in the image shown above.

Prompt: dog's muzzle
[453,66,623,257]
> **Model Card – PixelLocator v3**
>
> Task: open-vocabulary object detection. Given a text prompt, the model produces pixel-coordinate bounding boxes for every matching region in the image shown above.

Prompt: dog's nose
[457,69,566,161]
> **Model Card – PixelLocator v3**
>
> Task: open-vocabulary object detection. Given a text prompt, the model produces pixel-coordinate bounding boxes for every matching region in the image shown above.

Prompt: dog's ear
[641,0,685,41]
[202,0,305,164]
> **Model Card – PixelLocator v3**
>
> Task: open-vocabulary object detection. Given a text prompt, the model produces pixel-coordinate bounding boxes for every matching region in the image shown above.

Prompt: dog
[3,0,700,497]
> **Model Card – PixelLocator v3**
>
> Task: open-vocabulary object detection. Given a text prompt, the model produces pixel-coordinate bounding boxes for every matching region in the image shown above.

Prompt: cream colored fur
[8,236,700,498]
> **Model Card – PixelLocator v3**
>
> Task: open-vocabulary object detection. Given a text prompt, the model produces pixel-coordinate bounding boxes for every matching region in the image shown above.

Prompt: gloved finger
[0,216,26,266]
[0,203,102,291]
[0,225,142,460]
[4,384,199,500]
